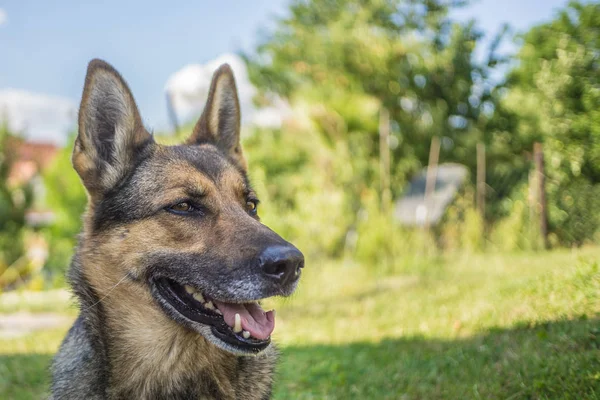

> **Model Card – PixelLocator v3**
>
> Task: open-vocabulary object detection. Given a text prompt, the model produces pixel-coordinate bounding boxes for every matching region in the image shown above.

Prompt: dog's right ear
[186,64,246,169]
[73,59,153,196]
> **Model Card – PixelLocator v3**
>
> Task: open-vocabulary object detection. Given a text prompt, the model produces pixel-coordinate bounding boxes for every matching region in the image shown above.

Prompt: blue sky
[0,0,574,142]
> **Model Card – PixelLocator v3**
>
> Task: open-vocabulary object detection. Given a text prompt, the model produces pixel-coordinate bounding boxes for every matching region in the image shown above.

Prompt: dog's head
[73,59,304,355]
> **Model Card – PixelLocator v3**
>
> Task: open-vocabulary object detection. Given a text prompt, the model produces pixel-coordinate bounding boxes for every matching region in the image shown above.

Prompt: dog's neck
[69,255,276,399]
[104,298,237,398]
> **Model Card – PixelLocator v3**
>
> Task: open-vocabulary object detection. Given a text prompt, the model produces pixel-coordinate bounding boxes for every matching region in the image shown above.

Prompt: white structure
[0,89,76,145]
[395,163,469,227]
[165,53,290,130]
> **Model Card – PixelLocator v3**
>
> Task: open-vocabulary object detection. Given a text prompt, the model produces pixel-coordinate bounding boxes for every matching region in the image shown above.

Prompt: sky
[0,0,575,144]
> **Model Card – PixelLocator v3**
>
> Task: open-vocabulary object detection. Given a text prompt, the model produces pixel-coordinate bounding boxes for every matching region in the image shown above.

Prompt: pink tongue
[213,301,275,340]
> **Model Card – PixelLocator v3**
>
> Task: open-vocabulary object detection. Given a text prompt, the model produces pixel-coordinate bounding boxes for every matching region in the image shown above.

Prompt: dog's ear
[187,64,246,169]
[73,59,153,196]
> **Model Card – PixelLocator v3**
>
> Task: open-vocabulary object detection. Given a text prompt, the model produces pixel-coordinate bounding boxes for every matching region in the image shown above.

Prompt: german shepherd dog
[51,60,304,399]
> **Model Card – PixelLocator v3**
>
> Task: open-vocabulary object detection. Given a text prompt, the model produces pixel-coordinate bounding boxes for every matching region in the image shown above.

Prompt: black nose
[259,245,304,285]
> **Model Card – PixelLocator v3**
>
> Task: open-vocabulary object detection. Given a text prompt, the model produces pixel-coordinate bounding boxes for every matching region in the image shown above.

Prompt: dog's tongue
[213,301,275,340]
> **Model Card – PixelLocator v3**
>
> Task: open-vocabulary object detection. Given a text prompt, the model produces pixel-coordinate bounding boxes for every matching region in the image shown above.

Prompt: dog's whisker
[81,274,129,312]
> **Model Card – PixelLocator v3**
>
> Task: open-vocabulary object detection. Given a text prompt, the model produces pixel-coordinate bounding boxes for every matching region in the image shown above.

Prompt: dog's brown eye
[246,200,258,215]
[166,201,203,216]
[170,202,192,212]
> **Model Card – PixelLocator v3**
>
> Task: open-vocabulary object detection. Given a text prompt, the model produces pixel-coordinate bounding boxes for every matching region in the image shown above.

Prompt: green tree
[42,135,86,272]
[0,124,32,273]
[493,1,600,246]
[249,0,507,178]
[245,0,505,257]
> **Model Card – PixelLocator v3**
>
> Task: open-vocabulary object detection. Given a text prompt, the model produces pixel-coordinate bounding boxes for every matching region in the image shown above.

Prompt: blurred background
[0,0,599,398]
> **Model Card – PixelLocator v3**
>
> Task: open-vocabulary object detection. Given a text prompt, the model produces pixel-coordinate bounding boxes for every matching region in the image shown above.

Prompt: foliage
[492,1,600,246]
[243,124,354,258]
[550,178,600,247]
[438,186,485,251]
[41,135,86,273]
[244,0,600,253]
[485,182,548,252]
[20,0,600,284]
[0,125,33,285]
[245,0,505,232]
[353,190,439,271]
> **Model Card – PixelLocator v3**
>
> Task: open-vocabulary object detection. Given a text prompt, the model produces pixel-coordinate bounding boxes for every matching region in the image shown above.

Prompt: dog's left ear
[187,64,246,169]
[74,59,153,196]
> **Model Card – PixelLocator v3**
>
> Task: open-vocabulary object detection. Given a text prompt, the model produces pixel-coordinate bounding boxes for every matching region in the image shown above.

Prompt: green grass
[1,248,599,399]
[0,289,75,314]
[275,319,599,399]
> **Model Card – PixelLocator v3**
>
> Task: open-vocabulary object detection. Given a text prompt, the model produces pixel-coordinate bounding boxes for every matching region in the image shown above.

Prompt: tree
[0,123,32,275]
[250,0,502,185]
[494,1,600,246]
[244,0,506,256]
[42,135,87,272]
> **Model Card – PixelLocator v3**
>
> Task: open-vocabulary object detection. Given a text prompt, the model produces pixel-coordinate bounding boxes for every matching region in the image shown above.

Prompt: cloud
[0,89,77,145]
[0,9,6,26]
[165,53,290,130]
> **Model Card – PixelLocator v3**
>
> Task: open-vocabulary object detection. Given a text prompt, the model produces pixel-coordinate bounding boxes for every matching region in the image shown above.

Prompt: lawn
[0,248,598,399]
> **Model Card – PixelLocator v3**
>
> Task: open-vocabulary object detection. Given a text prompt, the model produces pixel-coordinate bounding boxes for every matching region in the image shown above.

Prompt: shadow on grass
[0,353,53,400]
[275,317,600,400]
[1,318,598,400]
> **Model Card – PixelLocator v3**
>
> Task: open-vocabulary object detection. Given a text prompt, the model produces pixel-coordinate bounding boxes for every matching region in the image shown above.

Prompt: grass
[0,248,599,399]
[0,289,75,314]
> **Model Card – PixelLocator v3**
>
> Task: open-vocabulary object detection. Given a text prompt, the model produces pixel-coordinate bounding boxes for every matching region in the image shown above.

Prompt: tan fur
[53,59,294,400]
[74,145,274,397]
[77,197,276,398]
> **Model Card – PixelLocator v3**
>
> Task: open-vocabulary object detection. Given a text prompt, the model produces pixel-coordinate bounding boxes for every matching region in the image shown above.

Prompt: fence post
[424,136,440,229]
[533,142,549,249]
[379,108,391,212]
[528,169,536,245]
[476,143,486,230]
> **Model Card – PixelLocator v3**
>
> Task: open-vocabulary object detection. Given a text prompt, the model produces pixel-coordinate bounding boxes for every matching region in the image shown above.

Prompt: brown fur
[51,59,303,400]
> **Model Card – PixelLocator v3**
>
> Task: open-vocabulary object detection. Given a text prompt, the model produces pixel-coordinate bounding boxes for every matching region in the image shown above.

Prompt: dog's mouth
[152,277,274,353]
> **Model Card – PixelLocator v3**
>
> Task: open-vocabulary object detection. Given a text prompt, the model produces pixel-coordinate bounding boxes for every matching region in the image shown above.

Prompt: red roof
[7,138,60,185]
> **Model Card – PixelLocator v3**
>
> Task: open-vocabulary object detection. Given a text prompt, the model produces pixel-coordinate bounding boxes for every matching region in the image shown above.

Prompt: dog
[50,59,304,399]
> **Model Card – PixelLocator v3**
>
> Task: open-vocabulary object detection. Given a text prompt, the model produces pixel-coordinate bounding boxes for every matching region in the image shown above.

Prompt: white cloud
[0,89,76,145]
[165,53,290,130]
[0,9,7,26]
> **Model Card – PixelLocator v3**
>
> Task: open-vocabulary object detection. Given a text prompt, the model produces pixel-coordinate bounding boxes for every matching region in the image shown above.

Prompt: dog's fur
[51,59,303,399]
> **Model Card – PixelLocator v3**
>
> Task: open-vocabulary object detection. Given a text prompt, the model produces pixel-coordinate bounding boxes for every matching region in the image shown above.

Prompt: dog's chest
[108,366,273,400]
[107,334,277,400]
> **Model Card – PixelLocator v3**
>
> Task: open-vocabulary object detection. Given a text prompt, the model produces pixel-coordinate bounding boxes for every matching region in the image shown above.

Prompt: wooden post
[166,91,180,136]
[533,142,549,249]
[476,143,486,226]
[424,136,441,228]
[528,169,536,244]
[379,108,391,211]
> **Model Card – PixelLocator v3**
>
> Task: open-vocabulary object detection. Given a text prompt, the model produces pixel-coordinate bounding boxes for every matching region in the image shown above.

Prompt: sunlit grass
[268,247,599,346]
[0,248,598,399]
[269,248,600,398]
[0,289,75,314]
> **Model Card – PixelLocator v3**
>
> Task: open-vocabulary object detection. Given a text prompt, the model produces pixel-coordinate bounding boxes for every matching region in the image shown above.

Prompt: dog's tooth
[242,330,250,339]
[266,309,276,323]
[205,301,215,310]
[184,285,196,295]
[233,313,242,333]
[215,308,222,315]
[192,292,205,303]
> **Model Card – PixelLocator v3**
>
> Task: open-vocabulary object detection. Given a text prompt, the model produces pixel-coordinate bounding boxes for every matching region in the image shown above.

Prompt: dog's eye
[246,200,258,216]
[169,202,194,213]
